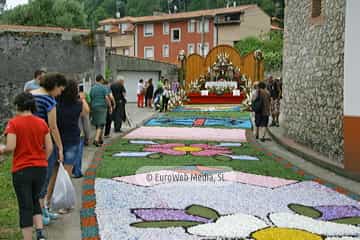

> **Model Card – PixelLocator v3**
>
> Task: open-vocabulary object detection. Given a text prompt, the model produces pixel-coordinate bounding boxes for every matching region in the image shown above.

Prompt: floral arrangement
[254,49,264,61]
[188,76,206,94]
[188,80,202,94]
[167,88,188,110]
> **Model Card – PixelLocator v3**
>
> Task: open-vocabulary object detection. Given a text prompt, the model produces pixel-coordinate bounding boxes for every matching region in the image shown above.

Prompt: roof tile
[99,5,256,25]
[0,24,90,34]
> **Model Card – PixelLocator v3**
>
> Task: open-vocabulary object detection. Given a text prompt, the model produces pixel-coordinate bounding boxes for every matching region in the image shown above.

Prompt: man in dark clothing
[255,81,271,142]
[105,76,127,135]
[145,78,154,108]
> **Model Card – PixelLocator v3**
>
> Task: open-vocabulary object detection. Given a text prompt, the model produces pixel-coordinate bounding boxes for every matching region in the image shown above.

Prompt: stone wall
[0,31,94,126]
[282,0,345,164]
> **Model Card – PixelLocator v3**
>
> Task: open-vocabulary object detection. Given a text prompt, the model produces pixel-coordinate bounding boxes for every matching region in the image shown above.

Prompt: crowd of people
[251,76,282,142]
[0,70,128,240]
[137,76,178,112]
[0,67,281,240]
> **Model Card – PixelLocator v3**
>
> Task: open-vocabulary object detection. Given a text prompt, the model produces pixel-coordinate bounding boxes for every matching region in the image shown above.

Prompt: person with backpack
[0,93,53,240]
[252,81,271,142]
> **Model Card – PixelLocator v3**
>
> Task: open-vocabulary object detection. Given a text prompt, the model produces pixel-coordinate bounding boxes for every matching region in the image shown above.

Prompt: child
[0,93,53,240]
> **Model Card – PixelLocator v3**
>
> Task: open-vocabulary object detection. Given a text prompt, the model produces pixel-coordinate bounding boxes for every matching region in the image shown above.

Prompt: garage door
[118,71,160,102]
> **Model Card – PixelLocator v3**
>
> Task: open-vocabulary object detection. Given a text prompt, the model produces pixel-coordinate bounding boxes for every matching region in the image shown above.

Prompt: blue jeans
[63,143,80,166]
[72,138,84,177]
[39,147,58,199]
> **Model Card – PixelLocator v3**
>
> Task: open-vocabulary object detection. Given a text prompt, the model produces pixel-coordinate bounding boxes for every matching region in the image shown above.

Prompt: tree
[0,0,285,28]
[235,31,283,71]
[0,0,87,28]
[126,0,162,16]
[52,0,87,28]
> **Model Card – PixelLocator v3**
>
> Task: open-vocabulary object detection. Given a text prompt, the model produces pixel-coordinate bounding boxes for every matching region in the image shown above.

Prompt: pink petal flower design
[144,143,186,156]
[190,144,232,157]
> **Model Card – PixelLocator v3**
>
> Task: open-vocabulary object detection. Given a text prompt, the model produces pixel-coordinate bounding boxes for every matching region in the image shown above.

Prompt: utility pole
[0,0,6,14]
[116,0,122,18]
[201,16,205,56]
[167,0,173,14]
[226,0,231,8]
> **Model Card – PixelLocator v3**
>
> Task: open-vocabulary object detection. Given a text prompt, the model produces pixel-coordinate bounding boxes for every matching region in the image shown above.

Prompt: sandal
[93,141,101,147]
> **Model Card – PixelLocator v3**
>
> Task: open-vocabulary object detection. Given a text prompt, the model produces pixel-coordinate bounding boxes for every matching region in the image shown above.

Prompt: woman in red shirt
[0,93,53,240]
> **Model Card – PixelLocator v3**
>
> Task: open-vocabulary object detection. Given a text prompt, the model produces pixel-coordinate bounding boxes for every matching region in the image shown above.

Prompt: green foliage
[52,0,87,28]
[105,66,112,80]
[235,31,283,71]
[186,0,284,19]
[1,0,284,28]
[126,0,162,17]
[85,0,125,29]
[0,0,87,28]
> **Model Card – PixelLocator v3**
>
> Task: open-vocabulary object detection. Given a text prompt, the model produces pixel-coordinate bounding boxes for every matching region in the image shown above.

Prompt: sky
[6,0,28,9]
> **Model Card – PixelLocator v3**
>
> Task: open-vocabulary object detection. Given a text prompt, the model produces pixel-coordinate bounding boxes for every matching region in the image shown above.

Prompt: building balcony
[215,18,241,25]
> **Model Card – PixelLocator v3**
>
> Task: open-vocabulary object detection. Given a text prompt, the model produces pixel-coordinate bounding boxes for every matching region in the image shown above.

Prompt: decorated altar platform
[184,45,264,105]
[187,92,247,104]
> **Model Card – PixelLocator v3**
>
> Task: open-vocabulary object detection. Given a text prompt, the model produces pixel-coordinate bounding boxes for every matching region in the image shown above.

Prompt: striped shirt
[32,94,57,123]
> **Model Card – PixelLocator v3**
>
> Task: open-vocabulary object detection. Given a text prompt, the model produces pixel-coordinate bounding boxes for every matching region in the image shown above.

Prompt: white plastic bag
[51,163,76,210]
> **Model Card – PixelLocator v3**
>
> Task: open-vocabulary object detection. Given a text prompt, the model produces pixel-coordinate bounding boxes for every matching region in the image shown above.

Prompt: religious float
[184,45,264,104]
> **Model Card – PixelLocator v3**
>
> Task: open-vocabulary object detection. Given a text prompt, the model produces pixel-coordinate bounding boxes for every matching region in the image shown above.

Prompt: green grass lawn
[97,139,303,181]
[164,111,251,119]
[0,159,21,240]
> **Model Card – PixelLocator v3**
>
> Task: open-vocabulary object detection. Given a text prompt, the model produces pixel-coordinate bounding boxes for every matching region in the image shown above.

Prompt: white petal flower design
[188,212,360,240]
[269,212,360,236]
[187,213,267,238]
[327,237,360,240]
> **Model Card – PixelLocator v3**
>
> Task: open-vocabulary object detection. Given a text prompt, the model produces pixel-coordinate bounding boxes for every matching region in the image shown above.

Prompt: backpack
[252,90,263,114]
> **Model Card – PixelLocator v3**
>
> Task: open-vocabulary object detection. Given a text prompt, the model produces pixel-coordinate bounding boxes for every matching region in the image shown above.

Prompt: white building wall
[344,0,360,117]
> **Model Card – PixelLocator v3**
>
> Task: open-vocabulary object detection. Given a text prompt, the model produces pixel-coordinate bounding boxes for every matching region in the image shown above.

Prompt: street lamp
[178,50,186,87]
